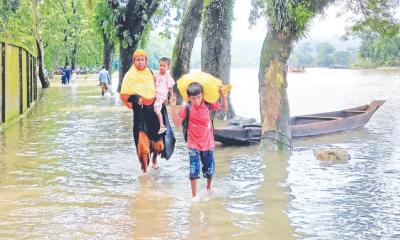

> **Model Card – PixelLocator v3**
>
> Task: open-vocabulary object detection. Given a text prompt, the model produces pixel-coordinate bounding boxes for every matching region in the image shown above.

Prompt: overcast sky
[232,1,350,42]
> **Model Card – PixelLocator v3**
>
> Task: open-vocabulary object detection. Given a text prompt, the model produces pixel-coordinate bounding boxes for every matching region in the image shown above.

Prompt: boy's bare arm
[170,94,183,127]
[219,87,228,112]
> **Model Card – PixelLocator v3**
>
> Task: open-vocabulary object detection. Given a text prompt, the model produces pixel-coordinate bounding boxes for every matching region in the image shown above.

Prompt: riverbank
[351,66,400,70]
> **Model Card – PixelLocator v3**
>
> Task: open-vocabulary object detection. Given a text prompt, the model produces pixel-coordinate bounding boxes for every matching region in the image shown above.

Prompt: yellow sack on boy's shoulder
[177,71,223,103]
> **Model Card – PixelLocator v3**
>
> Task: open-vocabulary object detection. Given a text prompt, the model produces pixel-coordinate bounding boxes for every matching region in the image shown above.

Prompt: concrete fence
[0,41,38,125]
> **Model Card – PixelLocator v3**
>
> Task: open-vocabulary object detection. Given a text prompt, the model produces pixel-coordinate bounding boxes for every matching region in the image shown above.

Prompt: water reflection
[130,176,173,239]
[257,151,295,240]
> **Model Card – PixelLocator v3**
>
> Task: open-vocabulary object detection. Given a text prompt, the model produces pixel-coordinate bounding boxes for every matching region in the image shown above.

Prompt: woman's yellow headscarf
[132,49,147,59]
[120,49,156,108]
[120,66,155,100]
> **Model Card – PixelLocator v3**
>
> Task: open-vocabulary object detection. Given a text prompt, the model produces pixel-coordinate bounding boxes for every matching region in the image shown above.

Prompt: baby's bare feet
[158,126,167,134]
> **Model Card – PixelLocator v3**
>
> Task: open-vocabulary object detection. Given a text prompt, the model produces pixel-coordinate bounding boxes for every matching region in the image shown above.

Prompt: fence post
[19,48,23,114]
[1,43,5,123]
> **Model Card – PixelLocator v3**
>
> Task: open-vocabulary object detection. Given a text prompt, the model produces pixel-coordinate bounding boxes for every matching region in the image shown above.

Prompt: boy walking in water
[170,82,227,200]
[154,57,175,134]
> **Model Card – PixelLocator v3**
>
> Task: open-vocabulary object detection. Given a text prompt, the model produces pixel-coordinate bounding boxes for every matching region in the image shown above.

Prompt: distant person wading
[98,66,111,96]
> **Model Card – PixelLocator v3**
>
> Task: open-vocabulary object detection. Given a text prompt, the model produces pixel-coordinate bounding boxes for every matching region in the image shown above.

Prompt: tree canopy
[0,0,36,54]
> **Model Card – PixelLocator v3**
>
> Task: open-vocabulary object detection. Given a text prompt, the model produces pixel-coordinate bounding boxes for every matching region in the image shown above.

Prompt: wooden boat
[329,64,349,69]
[214,100,385,145]
[288,66,306,73]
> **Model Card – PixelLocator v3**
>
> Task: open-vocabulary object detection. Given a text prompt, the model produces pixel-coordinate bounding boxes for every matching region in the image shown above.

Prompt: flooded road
[0,78,293,239]
[1,68,400,239]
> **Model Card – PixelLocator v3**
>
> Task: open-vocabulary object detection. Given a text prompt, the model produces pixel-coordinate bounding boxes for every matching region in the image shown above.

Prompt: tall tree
[95,1,117,72]
[250,0,399,150]
[41,0,67,74]
[250,0,334,150]
[171,0,203,101]
[0,0,35,52]
[0,0,49,88]
[110,0,161,91]
[201,0,235,119]
[54,0,83,69]
[358,31,400,66]
[34,0,50,88]
[251,0,332,149]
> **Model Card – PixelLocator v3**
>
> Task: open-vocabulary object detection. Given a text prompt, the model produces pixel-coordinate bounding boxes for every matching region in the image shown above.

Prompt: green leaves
[94,1,117,42]
[357,28,400,66]
[0,0,35,54]
[250,0,327,40]
[41,0,102,69]
[291,4,314,33]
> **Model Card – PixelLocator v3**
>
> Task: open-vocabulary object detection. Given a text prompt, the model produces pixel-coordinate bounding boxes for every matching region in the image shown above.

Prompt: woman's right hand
[138,97,143,107]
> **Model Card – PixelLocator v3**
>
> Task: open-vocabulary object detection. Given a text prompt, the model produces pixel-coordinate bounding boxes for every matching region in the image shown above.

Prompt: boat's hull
[214,100,385,145]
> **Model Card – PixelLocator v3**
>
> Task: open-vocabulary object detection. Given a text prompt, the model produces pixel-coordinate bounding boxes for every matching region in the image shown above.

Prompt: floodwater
[0,68,399,239]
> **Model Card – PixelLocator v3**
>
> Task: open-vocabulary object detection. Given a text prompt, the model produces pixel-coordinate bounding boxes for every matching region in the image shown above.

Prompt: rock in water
[313,148,351,161]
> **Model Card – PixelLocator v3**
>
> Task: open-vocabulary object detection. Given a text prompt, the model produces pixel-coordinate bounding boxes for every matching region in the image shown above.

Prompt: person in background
[64,64,71,84]
[71,68,77,84]
[43,68,48,80]
[98,65,111,96]
[61,71,67,85]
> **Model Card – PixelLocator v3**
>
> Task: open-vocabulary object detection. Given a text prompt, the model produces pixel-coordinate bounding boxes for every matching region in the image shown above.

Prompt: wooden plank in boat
[343,110,367,113]
[297,115,343,120]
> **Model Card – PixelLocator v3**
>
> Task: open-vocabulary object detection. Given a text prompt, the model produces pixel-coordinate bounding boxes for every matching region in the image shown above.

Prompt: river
[0,68,399,239]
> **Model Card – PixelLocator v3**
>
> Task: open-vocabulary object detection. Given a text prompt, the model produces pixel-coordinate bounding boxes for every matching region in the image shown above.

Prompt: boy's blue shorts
[188,148,215,179]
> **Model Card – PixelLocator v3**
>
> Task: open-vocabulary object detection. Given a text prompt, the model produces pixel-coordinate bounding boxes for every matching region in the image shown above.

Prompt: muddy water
[231,68,400,239]
[1,68,400,239]
[0,78,293,239]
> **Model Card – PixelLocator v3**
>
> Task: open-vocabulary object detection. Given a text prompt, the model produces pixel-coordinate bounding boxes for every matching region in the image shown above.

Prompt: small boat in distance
[288,66,306,73]
[214,100,385,145]
[329,64,349,69]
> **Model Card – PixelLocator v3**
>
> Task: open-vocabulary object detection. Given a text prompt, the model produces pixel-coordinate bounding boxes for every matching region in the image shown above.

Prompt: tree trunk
[33,0,49,88]
[117,39,137,92]
[171,0,203,103]
[258,30,293,151]
[64,56,69,67]
[113,0,161,92]
[71,42,77,70]
[201,0,235,119]
[103,35,114,73]
[50,48,61,78]
[36,37,49,88]
[110,0,161,92]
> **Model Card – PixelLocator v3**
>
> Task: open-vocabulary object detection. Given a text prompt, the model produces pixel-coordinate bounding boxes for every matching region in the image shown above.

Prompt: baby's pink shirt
[155,72,175,99]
